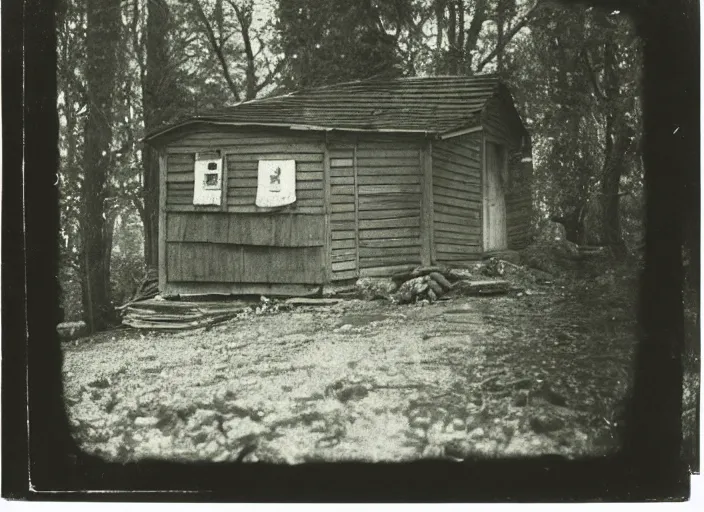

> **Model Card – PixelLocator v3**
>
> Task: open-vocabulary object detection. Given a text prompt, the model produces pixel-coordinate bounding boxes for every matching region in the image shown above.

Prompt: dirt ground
[62,261,659,464]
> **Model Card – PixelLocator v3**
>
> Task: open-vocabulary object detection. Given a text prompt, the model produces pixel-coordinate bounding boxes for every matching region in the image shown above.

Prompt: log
[427,279,445,296]
[448,280,511,296]
[391,265,448,284]
[56,321,89,341]
[429,272,453,291]
[284,297,342,306]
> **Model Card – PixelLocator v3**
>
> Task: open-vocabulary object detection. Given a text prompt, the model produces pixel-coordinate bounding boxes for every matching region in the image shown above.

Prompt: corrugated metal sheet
[145,75,513,142]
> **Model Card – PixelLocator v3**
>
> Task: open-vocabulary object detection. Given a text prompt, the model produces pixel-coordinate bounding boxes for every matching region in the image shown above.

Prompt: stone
[483,250,521,266]
[187,409,219,429]
[134,416,159,427]
[355,278,398,300]
[410,415,431,429]
[529,414,565,434]
[468,427,485,438]
[222,417,266,441]
[450,418,465,431]
[87,377,111,389]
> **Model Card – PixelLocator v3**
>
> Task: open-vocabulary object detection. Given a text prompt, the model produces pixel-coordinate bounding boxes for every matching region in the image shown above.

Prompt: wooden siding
[355,137,423,277]
[481,96,524,148]
[166,243,323,284]
[481,99,533,251]
[329,145,359,281]
[431,133,483,264]
[162,129,327,292]
[164,128,326,215]
[165,212,324,247]
[506,148,533,249]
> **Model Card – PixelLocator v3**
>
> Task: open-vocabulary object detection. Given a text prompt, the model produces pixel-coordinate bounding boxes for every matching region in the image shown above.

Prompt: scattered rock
[468,427,485,438]
[409,415,431,429]
[134,416,159,427]
[483,250,521,265]
[450,418,465,431]
[87,377,111,389]
[529,414,565,434]
[533,381,567,407]
[512,392,529,407]
[187,409,219,429]
[355,278,398,300]
[222,416,266,441]
[335,384,369,403]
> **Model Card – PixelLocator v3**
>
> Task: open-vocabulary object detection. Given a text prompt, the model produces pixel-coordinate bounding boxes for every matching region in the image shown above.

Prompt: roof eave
[437,124,483,140]
[142,119,440,144]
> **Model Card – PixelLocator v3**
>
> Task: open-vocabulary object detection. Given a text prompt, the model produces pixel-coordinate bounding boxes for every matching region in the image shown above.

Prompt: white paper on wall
[193,157,222,206]
[256,160,296,207]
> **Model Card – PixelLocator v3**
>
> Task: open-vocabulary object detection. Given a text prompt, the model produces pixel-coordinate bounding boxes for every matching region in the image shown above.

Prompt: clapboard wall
[161,127,327,296]
[328,144,358,281]
[481,96,533,251]
[326,135,424,280]
[355,136,422,277]
[431,133,483,264]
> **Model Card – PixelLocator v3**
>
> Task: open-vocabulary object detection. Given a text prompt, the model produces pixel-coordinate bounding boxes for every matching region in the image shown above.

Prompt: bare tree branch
[475,0,544,73]
[255,58,286,94]
[464,0,488,72]
[229,0,257,100]
[186,0,241,101]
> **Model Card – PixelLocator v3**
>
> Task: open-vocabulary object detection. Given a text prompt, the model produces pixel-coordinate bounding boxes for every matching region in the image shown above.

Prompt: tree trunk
[142,0,170,270]
[234,4,257,100]
[434,0,445,73]
[463,0,487,72]
[599,39,630,257]
[600,119,631,257]
[103,208,118,318]
[447,1,457,74]
[80,0,120,332]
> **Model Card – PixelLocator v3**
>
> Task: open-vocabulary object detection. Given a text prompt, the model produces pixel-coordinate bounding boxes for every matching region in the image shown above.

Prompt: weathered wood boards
[162,129,327,293]
[356,138,423,277]
[156,94,533,293]
[432,133,483,264]
[329,145,358,281]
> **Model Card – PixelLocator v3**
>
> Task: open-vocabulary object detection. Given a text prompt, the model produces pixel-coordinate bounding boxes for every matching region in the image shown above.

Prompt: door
[483,141,508,251]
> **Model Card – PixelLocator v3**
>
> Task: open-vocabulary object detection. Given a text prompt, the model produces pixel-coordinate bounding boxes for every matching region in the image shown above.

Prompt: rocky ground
[62,258,653,464]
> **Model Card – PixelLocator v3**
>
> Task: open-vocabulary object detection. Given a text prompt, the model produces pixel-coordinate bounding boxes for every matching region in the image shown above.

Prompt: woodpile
[391,266,511,304]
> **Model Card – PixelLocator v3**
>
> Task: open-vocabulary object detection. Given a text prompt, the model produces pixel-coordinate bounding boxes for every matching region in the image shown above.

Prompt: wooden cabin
[143,75,533,297]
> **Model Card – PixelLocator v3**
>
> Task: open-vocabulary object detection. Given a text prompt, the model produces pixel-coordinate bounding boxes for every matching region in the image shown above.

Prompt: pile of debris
[121,296,342,331]
[120,267,159,310]
[390,266,511,305]
[121,298,248,330]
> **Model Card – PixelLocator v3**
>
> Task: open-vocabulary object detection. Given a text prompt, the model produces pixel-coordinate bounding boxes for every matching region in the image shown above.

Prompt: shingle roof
[145,74,516,142]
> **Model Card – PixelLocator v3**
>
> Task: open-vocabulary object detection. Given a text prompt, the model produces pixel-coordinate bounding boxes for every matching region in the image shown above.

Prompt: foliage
[58,0,646,326]
[275,0,415,90]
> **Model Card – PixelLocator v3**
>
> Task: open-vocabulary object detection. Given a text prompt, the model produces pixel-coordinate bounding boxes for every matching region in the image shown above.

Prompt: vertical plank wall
[355,136,423,277]
[431,132,484,263]
[162,127,327,295]
[506,149,533,249]
[482,95,534,250]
